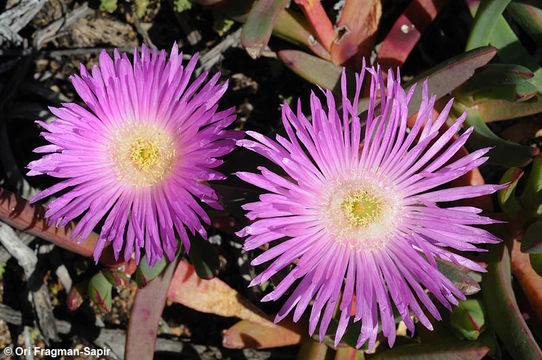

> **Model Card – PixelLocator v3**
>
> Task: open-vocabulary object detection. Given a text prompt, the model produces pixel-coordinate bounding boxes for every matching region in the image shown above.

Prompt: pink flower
[28,44,240,265]
[236,63,503,348]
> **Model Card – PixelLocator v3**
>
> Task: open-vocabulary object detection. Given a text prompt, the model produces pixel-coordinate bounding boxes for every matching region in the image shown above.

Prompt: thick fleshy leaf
[437,259,481,296]
[482,240,542,360]
[0,187,121,266]
[102,268,130,288]
[241,0,291,59]
[88,272,112,312]
[466,0,542,91]
[125,259,178,360]
[273,9,331,59]
[331,0,381,70]
[317,317,367,350]
[465,0,512,51]
[188,235,220,279]
[404,46,497,117]
[453,103,537,167]
[278,50,355,92]
[507,1,542,47]
[376,0,448,69]
[460,63,534,93]
[530,254,542,276]
[67,283,85,312]
[519,154,542,213]
[297,338,331,360]
[370,341,490,360]
[334,347,365,360]
[135,254,168,287]
[498,167,524,217]
[450,299,485,340]
[293,0,336,51]
[521,221,542,254]
[473,94,542,122]
[167,260,273,325]
[511,239,542,322]
[222,318,303,349]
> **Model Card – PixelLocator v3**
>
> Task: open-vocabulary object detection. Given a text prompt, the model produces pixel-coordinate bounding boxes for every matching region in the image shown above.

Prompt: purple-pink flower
[27,44,239,265]
[236,63,503,348]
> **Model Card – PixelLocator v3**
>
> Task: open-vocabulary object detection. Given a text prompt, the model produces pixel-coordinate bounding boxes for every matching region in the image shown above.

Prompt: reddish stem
[294,0,336,51]
[0,187,123,267]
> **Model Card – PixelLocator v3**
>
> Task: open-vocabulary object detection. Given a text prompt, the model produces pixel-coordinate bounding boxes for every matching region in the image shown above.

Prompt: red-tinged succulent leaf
[293,0,336,51]
[167,260,274,326]
[273,9,330,60]
[460,64,534,94]
[88,272,112,312]
[0,187,123,267]
[297,338,331,360]
[376,0,448,70]
[241,0,290,59]
[369,341,490,360]
[507,1,542,47]
[474,94,542,123]
[125,259,178,360]
[466,0,542,92]
[331,0,381,70]
[135,254,168,287]
[437,259,481,296]
[450,299,486,341]
[278,50,356,93]
[334,347,365,360]
[483,237,542,360]
[404,46,497,117]
[223,319,303,349]
[67,284,85,312]
[102,268,130,288]
[465,0,512,51]
[521,221,542,254]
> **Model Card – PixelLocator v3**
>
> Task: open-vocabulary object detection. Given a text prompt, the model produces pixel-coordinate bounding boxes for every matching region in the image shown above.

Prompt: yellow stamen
[109,123,177,188]
[320,173,402,252]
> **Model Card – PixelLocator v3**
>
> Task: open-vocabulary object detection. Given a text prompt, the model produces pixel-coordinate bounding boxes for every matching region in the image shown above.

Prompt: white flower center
[109,123,177,187]
[321,173,402,251]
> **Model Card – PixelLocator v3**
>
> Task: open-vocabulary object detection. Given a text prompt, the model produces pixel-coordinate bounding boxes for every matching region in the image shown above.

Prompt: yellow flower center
[341,191,383,228]
[321,174,402,251]
[109,123,177,188]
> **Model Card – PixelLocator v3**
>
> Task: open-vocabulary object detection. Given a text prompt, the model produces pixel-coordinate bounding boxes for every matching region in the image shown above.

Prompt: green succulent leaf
[369,341,490,360]
[466,0,512,51]
[520,154,542,214]
[507,1,542,47]
[450,299,486,341]
[529,253,542,276]
[498,167,524,217]
[135,255,168,287]
[88,272,113,312]
[437,259,481,296]
[521,221,542,254]
[241,0,290,59]
[482,242,542,360]
[453,103,536,167]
